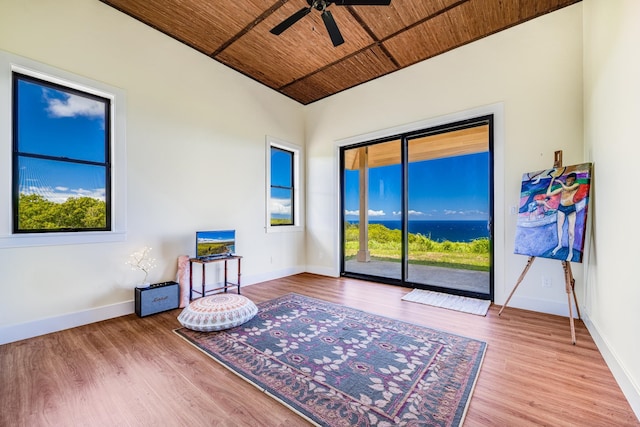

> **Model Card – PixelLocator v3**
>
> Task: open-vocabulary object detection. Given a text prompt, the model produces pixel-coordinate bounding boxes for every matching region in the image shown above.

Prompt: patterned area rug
[402,289,491,316]
[175,293,487,426]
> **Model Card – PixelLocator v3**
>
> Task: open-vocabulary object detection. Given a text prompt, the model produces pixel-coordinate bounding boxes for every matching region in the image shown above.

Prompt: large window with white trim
[12,72,111,233]
[0,50,126,247]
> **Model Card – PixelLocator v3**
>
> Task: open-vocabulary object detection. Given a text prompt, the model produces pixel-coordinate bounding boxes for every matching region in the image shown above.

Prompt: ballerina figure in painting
[546,171,580,261]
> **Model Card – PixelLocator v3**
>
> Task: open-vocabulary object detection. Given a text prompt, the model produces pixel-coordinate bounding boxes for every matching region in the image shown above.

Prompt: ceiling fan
[270,0,392,47]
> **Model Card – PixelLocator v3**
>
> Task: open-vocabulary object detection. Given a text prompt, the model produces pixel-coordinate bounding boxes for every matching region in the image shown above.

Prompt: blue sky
[16,78,107,203]
[344,152,490,221]
[197,230,235,243]
[270,148,293,219]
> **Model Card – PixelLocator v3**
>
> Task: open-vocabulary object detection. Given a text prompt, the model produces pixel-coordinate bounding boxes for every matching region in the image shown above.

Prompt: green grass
[271,218,293,226]
[197,242,232,256]
[344,223,490,272]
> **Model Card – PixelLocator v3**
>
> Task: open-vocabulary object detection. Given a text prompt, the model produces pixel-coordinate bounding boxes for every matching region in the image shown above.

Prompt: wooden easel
[498,256,581,344]
[498,151,581,344]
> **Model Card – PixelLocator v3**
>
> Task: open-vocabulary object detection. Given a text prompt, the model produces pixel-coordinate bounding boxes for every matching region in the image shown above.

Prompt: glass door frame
[340,115,494,301]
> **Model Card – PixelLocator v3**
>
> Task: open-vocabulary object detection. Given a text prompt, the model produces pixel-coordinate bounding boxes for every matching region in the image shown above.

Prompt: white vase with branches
[127,246,157,288]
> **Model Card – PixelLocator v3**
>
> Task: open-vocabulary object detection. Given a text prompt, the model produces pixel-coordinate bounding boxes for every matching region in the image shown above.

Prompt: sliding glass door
[343,140,402,280]
[341,117,493,300]
[406,128,491,295]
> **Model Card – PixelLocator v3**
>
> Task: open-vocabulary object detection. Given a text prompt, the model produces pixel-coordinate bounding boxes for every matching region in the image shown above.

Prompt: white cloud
[21,185,105,203]
[72,187,105,198]
[393,210,425,216]
[444,209,487,216]
[464,209,487,216]
[270,198,291,215]
[44,90,104,119]
[345,209,386,217]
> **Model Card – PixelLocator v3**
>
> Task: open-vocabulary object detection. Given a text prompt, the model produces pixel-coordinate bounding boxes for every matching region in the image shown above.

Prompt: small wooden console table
[189,255,242,301]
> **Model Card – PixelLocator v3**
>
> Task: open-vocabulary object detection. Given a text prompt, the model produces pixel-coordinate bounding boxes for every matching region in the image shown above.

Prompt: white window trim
[265,136,304,233]
[0,50,127,248]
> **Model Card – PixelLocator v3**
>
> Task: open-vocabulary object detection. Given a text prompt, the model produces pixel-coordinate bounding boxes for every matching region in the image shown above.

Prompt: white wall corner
[581,312,640,420]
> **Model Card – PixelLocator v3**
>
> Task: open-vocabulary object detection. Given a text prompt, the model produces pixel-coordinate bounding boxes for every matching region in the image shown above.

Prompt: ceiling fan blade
[270,7,312,35]
[333,0,392,5]
[321,10,344,47]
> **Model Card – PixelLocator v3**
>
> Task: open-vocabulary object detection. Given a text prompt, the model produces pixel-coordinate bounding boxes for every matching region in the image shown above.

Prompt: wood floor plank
[0,273,638,426]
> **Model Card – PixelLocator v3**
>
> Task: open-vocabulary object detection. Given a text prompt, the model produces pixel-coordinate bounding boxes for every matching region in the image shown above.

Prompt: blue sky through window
[344,152,489,221]
[270,147,293,221]
[15,77,108,203]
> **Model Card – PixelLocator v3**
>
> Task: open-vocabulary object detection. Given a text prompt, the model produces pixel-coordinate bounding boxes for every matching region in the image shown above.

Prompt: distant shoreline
[347,219,490,243]
[346,219,488,222]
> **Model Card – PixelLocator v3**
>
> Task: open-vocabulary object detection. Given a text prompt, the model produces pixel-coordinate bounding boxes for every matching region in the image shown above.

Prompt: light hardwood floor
[1,273,638,426]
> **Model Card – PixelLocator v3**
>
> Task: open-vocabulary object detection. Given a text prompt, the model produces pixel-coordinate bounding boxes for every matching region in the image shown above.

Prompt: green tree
[18,194,106,230]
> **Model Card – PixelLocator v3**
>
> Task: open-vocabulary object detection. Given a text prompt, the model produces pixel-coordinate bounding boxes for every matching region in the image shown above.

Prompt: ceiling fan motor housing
[308,0,329,10]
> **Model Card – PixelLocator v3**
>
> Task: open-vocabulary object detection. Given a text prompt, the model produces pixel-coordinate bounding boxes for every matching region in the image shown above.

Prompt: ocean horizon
[348,219,490,242]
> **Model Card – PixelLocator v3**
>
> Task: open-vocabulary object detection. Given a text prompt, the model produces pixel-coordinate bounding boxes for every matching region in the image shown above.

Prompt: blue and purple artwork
[514,163,592,263]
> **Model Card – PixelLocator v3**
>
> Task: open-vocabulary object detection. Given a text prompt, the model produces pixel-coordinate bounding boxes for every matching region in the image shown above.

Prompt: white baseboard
[305,264,339,278]
[0,267,310,346]
[581,312,640,420]
[0,300,134,345]
[506,296,640,421]
[505,294,580,318]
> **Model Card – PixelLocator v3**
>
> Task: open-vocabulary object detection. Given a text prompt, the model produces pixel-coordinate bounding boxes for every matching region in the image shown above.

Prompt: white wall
[583,0,640,417]
[0,0,305,341]
[305,4,585,316]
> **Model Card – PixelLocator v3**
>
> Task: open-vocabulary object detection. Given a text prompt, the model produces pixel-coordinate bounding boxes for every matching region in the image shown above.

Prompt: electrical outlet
[542,277,552,288]
[510,205,518,215]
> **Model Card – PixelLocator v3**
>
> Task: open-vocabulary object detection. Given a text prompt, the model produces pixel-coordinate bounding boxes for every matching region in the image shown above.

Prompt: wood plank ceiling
[100,0,580,105]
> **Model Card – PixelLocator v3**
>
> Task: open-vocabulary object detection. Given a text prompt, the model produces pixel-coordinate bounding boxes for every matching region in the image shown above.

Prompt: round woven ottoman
[177,294,258,332]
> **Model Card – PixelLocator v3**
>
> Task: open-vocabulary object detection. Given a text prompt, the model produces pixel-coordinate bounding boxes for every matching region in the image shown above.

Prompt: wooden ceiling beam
[345,6,400,68]
[212,0,287,57]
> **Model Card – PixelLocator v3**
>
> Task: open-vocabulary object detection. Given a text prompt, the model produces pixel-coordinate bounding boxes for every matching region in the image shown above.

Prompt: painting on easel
[515,162,592,262]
